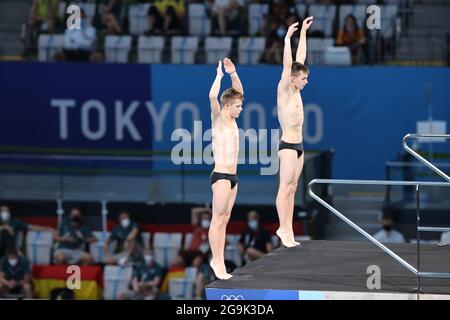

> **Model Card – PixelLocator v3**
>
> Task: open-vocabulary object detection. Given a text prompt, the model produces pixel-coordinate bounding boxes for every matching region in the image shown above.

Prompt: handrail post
[415,184,421,299]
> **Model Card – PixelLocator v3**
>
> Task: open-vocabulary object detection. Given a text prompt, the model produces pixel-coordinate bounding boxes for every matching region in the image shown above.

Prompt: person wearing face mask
[53,207,97,265]
[0,205,56,257]
[188,211,212,255]
[0,247,33,298]
[237,211,273,265]
[118,251,163,300]
[373,214,406,244]
[104,210,143,264]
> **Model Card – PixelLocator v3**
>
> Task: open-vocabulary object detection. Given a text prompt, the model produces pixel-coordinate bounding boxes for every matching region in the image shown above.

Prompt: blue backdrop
[1,61,449,179]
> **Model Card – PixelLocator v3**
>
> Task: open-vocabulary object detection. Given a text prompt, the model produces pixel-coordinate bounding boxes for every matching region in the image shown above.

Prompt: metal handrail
[402,133,450,182]
[307,179,450,279]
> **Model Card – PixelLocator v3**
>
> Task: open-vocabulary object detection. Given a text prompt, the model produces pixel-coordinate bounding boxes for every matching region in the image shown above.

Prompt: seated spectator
[103,210,143,264]
[336,14,366,65]
[440,232,450,246]
[113,238,146,268]
[0,247,33,299]
[53,207,97,265]
[373,214,406,243]
[261,0,298,64]
[26,0,60,52]
[208,0,244,36]
[100,0,125,34]
[237,211,273,265]
[55,9,103,62]
[147,0,186,35]
[188,211,211,255]
[119,252,163,300]
[0,204,56,257]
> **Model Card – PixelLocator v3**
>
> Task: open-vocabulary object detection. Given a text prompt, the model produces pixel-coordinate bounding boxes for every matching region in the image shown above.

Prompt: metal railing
[307,133,450,297]
[402,133,450,182]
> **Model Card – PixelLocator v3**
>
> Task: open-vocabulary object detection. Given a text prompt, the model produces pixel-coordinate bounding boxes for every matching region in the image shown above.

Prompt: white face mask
[8,258,18,266]
[118,257,128,267]
[1,211,10,222]
[120,218,130,228]
[199,243,210,254]
[145,255,154,265]
[201,219,211,229]
[248,220,258,230]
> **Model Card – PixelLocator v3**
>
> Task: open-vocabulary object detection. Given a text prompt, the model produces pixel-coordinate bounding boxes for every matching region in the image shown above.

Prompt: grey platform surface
[208,240,450,295]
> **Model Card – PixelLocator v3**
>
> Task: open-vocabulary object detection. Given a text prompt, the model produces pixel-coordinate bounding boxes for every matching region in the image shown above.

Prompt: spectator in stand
[0,204,56,257]
[147,0,186,35]
[336,14,366,65]
[104,210,143,264]
[119,252,163,300]
[188,211,211,256]
[55,9,103,62]
[373,214,406,243]
[237,210,273,265]
[0,247,33,298]
[53,207,97,265]
[26,0,60,52]
[261,0,299,64]
[111,238,146,268]
[100,0,125,34]
[208,0,244,36]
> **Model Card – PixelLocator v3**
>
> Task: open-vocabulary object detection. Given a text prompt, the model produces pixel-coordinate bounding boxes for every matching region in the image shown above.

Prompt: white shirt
[64,21,96,51]
[440,232,450,244]
[373,229,406,243]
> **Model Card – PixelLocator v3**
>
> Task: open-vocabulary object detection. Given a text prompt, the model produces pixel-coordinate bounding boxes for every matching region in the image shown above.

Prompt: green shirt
[110,221,143,252]
[57,221,93,250]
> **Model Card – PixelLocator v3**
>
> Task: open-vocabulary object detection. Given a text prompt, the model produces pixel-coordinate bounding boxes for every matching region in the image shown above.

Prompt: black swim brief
[210,171,238,189]
[278,140,304,158]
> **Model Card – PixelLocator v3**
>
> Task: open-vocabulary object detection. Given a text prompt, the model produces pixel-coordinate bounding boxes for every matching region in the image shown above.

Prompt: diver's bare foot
[276,229,296,248]
[287,232,301,247]
[210,261,233,280]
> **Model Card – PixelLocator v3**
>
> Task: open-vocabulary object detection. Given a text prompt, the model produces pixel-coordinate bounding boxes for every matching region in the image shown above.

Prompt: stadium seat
[38,34,64,62]
[295,4,307,20]
[380,5,399,39]
[224,234,242,267]
[141,231,151,250]
[26,231,53,265]
[204,36,233,64]
[323,46,352,66]
[248,4,269,36]
[307,38,334,65]
[128,3,152,35]
[103,265,133,300]
[105,35,132,63]
[169,278,194,299]
[183,232,193,250]
[238,37,265,65]
[153,232,183,268]
[188,3,211,36]
[168,266,197,299]
[138,36,165,64]
[90,231,111,263]
[171,36,199,64]
[308,5,337,37]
